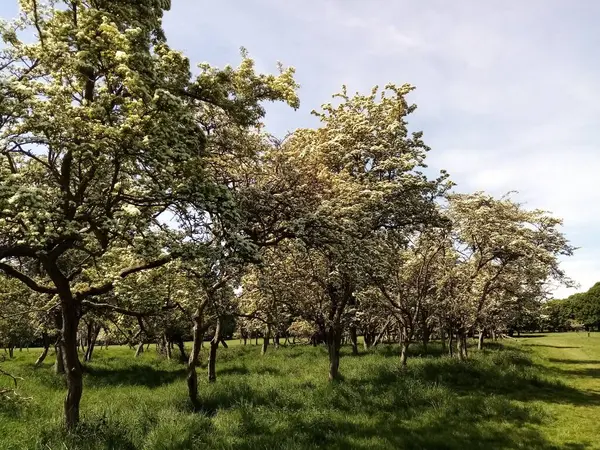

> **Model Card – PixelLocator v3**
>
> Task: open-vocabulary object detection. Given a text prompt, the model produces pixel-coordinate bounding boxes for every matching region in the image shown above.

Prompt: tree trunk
[208,319,221,383]
[400,326,410,366]
[84,325,100,362]
[457,329,468,361]
[326,327,342,381]
[422,326,430,353]
[400,341,409,366]
[478,329,485,350]
[176,339,187,363]
[440,328,447,352]
[35,332,50,367]
[165,337,172,360]
[61,301,83,430]
[54,343,65,374]
[261,324,271,356]
[448,330,454,358]
[135,341,145,358]
[349,326,359,355]
[187,311,203,409]
[8,346,14,358]
[274,334,280,349]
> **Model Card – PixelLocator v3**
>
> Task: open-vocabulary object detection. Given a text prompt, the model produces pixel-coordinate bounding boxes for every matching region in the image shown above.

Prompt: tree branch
[81,299,177,318]
[75,255,173,300]
[0,262,57,294]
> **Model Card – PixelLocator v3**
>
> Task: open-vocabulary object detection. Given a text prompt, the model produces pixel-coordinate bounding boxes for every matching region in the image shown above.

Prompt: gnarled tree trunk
[35,332,50,367]
[84,324,101,362]
[208,319,221,383]
[261,324,271,355]
[456,328,468,361]
[187,309,204,409]
[349,326,359,355]
[54,343,65,374]
[135,341,145,358]
[399,325,410,366]
[326,326,343,381]
[176,339,187,363]
[60,298,83,430]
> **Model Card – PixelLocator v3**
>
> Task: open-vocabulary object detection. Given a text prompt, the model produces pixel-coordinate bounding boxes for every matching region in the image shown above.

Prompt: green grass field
[1,333,599,449]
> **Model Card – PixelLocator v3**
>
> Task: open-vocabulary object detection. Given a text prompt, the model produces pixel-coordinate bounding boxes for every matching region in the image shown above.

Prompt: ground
[0,333,599,449]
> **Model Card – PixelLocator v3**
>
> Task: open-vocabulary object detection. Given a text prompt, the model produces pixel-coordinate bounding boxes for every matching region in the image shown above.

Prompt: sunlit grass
[1,334,599,449]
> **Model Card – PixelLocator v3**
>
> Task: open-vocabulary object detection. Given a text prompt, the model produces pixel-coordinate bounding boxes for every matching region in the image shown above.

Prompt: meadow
[1,333,599,450]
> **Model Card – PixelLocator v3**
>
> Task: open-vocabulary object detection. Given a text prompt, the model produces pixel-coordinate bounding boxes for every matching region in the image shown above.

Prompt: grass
[0,333,599,449]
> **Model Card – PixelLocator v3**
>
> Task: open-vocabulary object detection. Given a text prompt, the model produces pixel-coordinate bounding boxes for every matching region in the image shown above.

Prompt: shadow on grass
[522,344,581,349]
[515,334,548,338]
[548,358,600,365]
[211,396,585,450]
[170,345,596,449]
[84,364,185,388]
[544,366,600,378]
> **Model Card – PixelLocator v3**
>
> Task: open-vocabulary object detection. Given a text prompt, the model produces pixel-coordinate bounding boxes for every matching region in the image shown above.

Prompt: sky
[1,1,598,298]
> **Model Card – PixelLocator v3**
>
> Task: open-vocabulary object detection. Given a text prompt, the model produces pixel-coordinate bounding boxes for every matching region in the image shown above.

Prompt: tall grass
[0,339,595,449]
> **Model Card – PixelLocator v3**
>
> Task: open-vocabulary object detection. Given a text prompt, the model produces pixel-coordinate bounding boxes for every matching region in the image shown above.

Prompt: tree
[241,84,448,380]
[437,193,574,358]
[571,284,600,331]
[367,228,448,365]
[0,0,297,429]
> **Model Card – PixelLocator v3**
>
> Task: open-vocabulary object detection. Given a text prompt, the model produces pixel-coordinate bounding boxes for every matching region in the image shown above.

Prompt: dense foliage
[543,284,600,331]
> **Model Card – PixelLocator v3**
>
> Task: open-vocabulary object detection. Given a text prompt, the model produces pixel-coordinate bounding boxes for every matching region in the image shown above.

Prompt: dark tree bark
[457,328,468,361]
[54,343,65,374]
[261,324,271,355]
[35,332,50,367]
[326,326,342,381]
[422,327,430,352]
[8,347,14,358]
[187,309,204,409]
[440,328,447,352]
[176,339,187,363]
[349,326,359,355]
[363,332,372,350]
[135,341,145,358]
[84,324,101,362]
[60,298,83,430]
[208,319,221,383]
